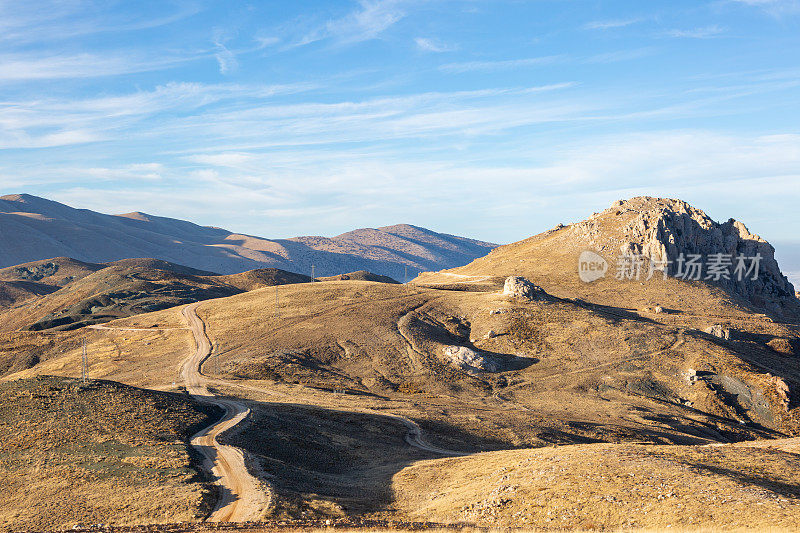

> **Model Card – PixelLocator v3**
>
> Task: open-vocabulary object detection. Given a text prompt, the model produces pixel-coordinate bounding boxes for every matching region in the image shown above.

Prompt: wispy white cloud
[188,152,256,167]
[439,55,564,73]
[214,38,238,75]
[0,51,202,81]
[84,163,165,182]
[584,18,643,30]
[0,82,318,148]
[729,0,800,15]
[415,37,457,52]
[254,36,280,48]
[663,25,726,38]
[290,0,407,48]
[440,48,651,73]
[0,128,102,149]
[0,2,202,44]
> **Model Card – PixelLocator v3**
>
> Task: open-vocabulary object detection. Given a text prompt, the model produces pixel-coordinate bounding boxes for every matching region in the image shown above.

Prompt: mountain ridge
[0,194,496,280]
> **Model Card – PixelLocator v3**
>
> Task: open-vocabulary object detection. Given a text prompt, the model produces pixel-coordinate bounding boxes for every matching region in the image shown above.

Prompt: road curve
[180,302,270,522]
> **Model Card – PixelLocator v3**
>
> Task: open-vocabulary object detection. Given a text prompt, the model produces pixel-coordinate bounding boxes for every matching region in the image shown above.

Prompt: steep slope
[0,266,240,332]
[0,194,495,278]
[416,197,798,319]
[104,258,217,276]
[0,280,59,308]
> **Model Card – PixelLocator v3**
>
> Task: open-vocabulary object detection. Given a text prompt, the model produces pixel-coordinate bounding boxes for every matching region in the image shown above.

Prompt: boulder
[443,345,498,372]
[502,276,545,300]
[703,324,731,340]
[767,338,795,357]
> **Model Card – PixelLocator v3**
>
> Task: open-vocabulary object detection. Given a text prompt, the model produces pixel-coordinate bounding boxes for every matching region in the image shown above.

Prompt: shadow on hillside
[689,329,800,412]
[217,401,515,518]
[681,460,800,499]
[567,298,659,324]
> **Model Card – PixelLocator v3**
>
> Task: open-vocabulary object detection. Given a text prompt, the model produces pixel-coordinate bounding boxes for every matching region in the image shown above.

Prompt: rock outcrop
[502,276,546,301]
[703,324,731,340]
[443,345,498,373]
[575,197,796,314]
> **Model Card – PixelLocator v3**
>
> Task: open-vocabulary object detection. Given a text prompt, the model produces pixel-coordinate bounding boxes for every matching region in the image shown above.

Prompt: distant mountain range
[0,194,496,279]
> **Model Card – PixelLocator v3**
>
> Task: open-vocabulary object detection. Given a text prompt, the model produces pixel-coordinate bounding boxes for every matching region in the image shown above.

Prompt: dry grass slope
[391,440,800,530]
[0,376,220,532]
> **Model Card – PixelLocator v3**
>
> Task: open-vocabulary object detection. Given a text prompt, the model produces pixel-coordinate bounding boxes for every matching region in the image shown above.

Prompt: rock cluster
[443,345,498,372]
[502,276,546,301]
[703,324,731,340]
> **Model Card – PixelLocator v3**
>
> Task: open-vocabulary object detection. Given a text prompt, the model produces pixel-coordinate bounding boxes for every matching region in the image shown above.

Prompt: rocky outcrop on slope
[443,345,499,373]
[575,197,796,314]
[502,276,547,301]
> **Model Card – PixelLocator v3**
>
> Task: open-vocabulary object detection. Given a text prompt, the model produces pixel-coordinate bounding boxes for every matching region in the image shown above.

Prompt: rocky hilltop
[574,197,795,313]
[417,197,798,318]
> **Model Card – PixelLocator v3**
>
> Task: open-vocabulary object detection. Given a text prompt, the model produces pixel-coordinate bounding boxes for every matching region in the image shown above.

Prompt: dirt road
[180,302,270,522]
[90,300,464,520]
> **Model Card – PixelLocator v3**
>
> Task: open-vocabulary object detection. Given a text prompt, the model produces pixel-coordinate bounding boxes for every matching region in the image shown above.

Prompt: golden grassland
[1,276,799,531]
[391,441,800,530]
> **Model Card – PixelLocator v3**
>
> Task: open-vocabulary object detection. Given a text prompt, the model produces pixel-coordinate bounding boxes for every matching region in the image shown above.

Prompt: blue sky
[1,0,799,279]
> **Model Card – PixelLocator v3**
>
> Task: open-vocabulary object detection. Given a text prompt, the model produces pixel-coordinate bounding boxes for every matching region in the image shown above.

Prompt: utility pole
[311,264,315,282]
[404,265,408,284]
[81,338,87,385]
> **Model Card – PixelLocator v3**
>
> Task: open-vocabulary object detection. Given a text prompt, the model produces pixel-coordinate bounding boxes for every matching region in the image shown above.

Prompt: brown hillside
[0,376,218,531]
[0,257,104,286]
[317,270,399,284]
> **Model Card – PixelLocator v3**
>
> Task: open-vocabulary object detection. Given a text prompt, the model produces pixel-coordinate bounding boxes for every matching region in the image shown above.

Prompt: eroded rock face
[578,197,796,313]
[443,345,498,372]
[502,276,545,300]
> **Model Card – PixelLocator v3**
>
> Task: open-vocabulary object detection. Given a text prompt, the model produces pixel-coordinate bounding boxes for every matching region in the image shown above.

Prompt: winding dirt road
[90,300,464,521]
[180,302,270,522]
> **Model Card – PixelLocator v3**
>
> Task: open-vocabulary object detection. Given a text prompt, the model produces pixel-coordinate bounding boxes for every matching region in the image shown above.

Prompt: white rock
[443,345,498,372]
[576,196,797,312]
[502,276,545,300]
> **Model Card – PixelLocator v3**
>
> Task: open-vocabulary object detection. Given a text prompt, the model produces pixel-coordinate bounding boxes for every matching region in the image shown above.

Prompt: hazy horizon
[4,190,799,288]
